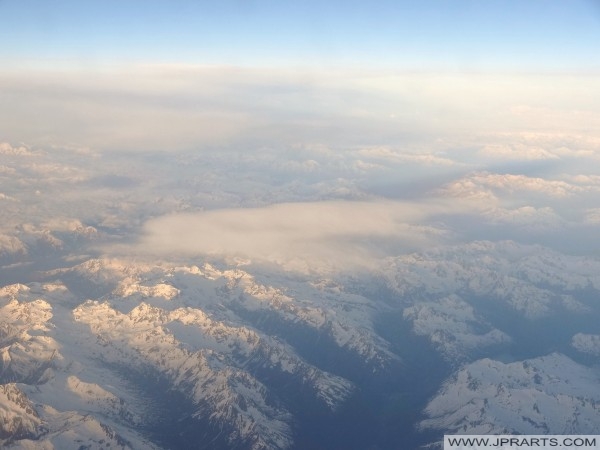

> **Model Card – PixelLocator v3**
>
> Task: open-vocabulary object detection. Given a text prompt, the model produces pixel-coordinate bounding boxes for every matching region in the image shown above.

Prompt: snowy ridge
[0,285,59,383]
[383,241,594,318]
[421,353,600,435]
[0,282,160,449]
[0,235,27,261]
[163,306,354,410]
[22,257,389,448]
[403,294,510,361]
[4,240,599,448]
[572,333,600,357]
[19,372,142,427]
[6,405,155,450]
[60,258,395,369]
[114,281,180,301]
[203,265,397,368]
[110,264,359,403]
[0,384,41,444]
[0,219,99,263]
[73,300,293,449]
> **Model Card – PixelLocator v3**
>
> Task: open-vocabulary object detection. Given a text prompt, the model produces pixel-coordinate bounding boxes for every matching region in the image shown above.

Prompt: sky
[1,0,599,152]
[1,1,600,270]
[1,0,599,71]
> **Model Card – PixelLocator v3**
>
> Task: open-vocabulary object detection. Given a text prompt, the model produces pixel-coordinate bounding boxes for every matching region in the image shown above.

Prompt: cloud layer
[3,66,600,153]
[136,201,452,272]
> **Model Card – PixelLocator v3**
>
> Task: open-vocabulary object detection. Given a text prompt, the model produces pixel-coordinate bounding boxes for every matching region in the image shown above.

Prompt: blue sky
[1,1,599,154]
[1,0,599,70]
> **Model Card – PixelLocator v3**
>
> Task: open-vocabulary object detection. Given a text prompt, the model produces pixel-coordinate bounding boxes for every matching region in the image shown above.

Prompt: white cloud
[438,179,498,203]
[565,175,600,187]
[474,173,583,198]
[0,142,36,156]
[479,143,559,160]
[276,159,320,173]
[26,163,87,178]
[4,67,599,153]
[358,146,456,166]
[353,160,386,172]
[484,206,563,230]
[478,132,600,161]
[434,172,568,231]
[133,201,452,273]
[510,105,600,135]
[444,172,584,199]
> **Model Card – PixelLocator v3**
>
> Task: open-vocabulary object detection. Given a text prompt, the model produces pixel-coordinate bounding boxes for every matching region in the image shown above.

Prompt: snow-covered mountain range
[2,238,600,449]
[420,353,600,436]
[2,140,600,449]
